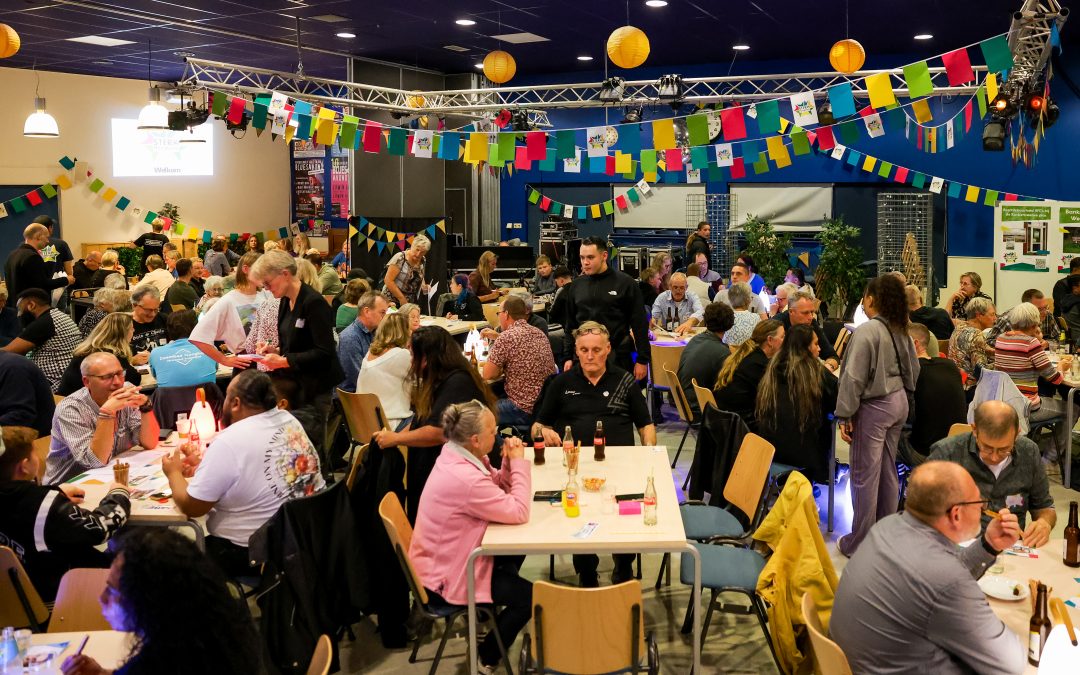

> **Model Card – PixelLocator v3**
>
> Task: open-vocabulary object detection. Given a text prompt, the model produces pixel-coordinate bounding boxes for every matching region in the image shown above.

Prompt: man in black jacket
[1054,258,1080,318]
[72,251,102,290]
[906,284,954,341]
[4,223,73,298]
[560,237,650,381]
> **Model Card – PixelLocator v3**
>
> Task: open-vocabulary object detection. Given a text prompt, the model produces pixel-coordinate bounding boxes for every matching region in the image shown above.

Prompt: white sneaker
[477,663,498,675]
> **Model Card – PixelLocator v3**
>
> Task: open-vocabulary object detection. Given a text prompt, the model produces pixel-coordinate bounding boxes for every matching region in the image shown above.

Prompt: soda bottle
[563,474,580,518]
[593,420,606,462]
[1065,501,1080,568]
[532,430,546,466]
[0,627,18,675]
[643,471,657,526]
[1029,583,1051,666]
[562,426,573,467]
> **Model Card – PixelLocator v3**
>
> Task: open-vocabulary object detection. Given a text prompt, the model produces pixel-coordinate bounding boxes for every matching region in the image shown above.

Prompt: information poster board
[993,201,1080,309]
[290,142,351,230]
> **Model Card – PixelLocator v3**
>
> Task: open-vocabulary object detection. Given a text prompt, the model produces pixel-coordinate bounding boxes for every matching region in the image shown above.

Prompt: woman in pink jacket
[410,399,533,674]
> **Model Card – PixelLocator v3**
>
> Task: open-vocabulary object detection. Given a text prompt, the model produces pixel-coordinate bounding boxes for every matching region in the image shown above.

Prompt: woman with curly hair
[650,251,673,291]
[57,313,141,395]
[60,527,263,675]
[835,273,920,557]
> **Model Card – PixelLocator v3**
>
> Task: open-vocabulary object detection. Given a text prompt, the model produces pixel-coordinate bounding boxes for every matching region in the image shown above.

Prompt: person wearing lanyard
[249,250,343,461]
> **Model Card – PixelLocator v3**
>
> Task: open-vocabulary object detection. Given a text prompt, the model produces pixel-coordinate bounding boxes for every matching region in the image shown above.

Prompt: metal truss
[1006,0,1069,85]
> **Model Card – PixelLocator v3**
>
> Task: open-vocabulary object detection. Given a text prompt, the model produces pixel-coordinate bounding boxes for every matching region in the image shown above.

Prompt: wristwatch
[139,401,154,414]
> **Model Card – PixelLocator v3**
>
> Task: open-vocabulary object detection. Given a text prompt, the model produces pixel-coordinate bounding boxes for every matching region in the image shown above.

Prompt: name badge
[295,318,306,328]
[1005,494,1025,509]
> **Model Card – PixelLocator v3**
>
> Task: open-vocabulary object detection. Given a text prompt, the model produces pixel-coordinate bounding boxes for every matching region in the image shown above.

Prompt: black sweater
[560,265,650,365]
[4,244,67,298]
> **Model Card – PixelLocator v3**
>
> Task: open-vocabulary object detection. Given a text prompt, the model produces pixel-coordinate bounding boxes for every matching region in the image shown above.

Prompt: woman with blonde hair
[397,302,422,332]
[293,232,310,257]
[469,250,505,303]
[57,313,141,395]
[357,312,414,429]
[245,235,261,253]
[713,319,784,429]
[90,249,128,288]
[262,239,280,252]
[650,251,673,290]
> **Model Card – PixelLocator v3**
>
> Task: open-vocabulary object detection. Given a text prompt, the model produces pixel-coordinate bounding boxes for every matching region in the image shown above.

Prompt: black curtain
[349,216,448,313]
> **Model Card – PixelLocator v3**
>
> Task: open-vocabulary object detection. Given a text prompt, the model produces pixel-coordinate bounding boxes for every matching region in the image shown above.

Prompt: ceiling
[0,0,1067,86]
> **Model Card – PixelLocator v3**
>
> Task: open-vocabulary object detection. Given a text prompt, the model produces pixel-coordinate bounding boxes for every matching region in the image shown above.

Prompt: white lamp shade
[24,97,59,137]
[137,87,169,130]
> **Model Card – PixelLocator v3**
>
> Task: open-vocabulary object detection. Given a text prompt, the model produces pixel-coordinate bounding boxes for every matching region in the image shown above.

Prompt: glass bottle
[1029,583,1051,666]
[562,425,573,467]
[1065,501,1080,568]
[532,430,546,466]
[593,420,606,462]
[643,471,657,526]
[563,474,580,518]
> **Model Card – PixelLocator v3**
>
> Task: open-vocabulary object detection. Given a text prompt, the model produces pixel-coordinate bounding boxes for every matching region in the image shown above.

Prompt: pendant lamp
[23,61,59,138]
[137,38,169,130]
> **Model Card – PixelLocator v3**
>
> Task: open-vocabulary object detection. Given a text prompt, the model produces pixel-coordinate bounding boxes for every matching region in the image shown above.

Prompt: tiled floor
[335,408,1080,674]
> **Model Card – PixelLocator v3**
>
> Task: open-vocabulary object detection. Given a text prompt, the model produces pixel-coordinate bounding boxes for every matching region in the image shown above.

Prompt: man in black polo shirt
[129,285,168,364]
[906,284,954,342]
[134,219,171,275]
[4,223,73,299]
[1053,257,1080,318]
[533,321,655,587]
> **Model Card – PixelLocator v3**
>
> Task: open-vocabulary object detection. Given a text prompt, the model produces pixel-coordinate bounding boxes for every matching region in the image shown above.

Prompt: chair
[662,365,697,467]
[483,302,501,328]
[519,580,659,674]
[170,303,187,312]
[345,443,370,491]
[47,568,110,632]
[305,635,332,675]
[378,493,512,675]
[801,591,852,675]
[647,344,685,418]
[832,327,852,359]
[691,378,717,414]
[0,546,49,632]
[336,389,390,466]
[32,435,50,482]
[948,422,973,437]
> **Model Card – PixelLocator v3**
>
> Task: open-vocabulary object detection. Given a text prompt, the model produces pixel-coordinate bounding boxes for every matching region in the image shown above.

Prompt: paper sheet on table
[428,282,439,302]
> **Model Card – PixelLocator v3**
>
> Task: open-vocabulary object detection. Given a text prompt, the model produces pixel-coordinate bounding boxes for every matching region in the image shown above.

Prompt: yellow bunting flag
[965,185,979,202]
[766,136,786,160]
[651,119,676,150]
[348,225,359,239]
[436,219,446,232]
[315,118,337,146]
[366,223,375,234]
[615,151,631,174]
[986,73,999,104]
[590,204,602,218]
[366,237,375,251]
[466,133,488,162]
[187,229,199,240]
[912,99,932,123]
[101,188,117,202]
[865,72,897,109]
[797,252,810,267]
[55,174,73,190]
[863,155,877,172]
[778,118,790,133]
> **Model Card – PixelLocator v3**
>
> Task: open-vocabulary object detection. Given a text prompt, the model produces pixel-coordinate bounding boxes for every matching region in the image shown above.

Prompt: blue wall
[499,52,1080,258]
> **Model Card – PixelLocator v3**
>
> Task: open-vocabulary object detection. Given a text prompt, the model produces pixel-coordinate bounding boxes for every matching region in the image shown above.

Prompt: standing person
[470,251,506,303]
[650,272,704,336]
[57,313,142,396]
[713,320,784,429]
[2,288,82,392]
[133,218,171,274]
[4,223,73,298]
[948,271,992,320]
[446,273,485,322]
[204,238,233,277]
[71,251,101,290]
[383,235,431,307]
[835,274,920,557]
[164,258,199,313]
[249,250,343,452]
[189,251,269,369]
[357,312,414,430]
[678,302,734,415]
[337,291,389,393]
[483,295,557,427]
[561,236,651,382]
[685,221,711,265]
[35,216,74,308]
[532,255,557,295]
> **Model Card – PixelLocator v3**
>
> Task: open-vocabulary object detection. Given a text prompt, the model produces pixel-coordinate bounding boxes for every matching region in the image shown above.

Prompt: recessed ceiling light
[492,32,548,44]
[173,51,195,58]
[311,14,349,23]
[646,0,669,6]
[577,55,593,61]
[474,63,484,69]
[336,32,356,38]
[444,44,469,52]
[91,60,113,65]
[456,19,477,26]
[914,33,933,40]
[732,44,750,51]
[66,35,136,47]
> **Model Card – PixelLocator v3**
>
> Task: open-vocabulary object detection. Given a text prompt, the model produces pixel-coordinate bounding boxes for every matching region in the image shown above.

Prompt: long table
[465,445,702,673]
[419,315,473,336]
[29,630,132,671]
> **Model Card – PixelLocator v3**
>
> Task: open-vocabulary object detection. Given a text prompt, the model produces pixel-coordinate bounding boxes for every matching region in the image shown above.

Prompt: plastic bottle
[0,627,18,675]
[643,471,657,526]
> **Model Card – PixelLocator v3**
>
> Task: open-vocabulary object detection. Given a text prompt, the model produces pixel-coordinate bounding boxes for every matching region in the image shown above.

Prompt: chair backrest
[723,432,776,523]
[649,344,684,390]
[305,635,332,675]
[531,580,647,674]
[691,378,717,412]
[170,303,187,312]
[32,435,50,482]
[801,591,853,675]
[966,368,1031,434]
[0,546,49,630]
[377,493,428,605]
[345,443,370,492]
[663,365,694,424]
[482,302,501,328]
[833,328,852,359]
[336,389,389,445]
[948,422,973,437]
[47,568,110,632]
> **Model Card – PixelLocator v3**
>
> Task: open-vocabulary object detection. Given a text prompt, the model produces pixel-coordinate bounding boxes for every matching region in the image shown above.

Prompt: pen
[75,635,89,655]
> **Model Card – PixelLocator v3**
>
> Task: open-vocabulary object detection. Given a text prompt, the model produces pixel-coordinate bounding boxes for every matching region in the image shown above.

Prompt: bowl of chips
[582,476,606,492]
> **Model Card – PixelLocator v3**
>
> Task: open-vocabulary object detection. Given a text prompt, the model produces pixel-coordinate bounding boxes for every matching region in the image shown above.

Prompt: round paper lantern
[0,24,20,59]
[483,50,517,84]
[607,25,650,69]
[829,38,865,74]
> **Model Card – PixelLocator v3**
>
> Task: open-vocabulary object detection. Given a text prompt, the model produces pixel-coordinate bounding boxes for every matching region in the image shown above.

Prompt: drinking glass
[601,484,617,514]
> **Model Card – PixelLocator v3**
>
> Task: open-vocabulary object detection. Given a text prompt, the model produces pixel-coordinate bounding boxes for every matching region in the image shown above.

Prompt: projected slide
[111,119,213,177]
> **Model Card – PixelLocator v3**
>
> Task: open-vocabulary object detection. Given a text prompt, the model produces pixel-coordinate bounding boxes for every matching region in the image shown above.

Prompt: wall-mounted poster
[994,201,1080,310]
[1061,207,1080,271]
[293,156,325,218]
[999,204,1052,272]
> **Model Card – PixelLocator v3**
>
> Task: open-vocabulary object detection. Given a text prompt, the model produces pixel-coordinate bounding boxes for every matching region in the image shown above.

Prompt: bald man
[650,272,704,336]
[929,400,1055,547]
[832,461,1025,675]
[4,223,73,298]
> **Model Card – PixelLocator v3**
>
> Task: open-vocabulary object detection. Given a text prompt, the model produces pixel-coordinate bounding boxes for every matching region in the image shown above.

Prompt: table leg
[686,543,702,674]
[1067,387,1077,490]
[467,548,482,675]
[828,424,836,533]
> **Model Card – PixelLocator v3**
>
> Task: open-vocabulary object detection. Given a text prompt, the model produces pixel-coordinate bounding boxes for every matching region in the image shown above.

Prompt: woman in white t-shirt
[357,312,413,430]
[189,251,271,369]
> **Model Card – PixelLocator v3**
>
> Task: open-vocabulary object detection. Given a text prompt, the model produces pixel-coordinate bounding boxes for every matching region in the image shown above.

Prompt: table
[138,363,233,390]
[1059,366,1078,490]
[649,327,705,347]
[29,630,132,670]
[465,445,702,673]
[419,315,473,336]
[984,539,1080,673]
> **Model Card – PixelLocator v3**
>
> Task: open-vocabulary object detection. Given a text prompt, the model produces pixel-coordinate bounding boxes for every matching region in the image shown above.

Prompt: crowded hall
[2,2,1080,674]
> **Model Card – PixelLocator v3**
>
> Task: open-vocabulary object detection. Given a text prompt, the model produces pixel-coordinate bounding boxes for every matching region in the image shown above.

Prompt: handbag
[875,316,916,427]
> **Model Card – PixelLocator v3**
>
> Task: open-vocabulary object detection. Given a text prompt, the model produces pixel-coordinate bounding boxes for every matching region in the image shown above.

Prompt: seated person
[149,310,219,388]
[0,284,19,348]
[929,400,1055,547]
[778,290,839,371]
[60,528,263,675]
[716,262,768,318]
[684,263,712,304]
[713,320,784,430]
[907,322,967,456]
[78,287,119,338]
[163,258,199,314]
[57,313,142,396]
[638,267,662,309]
[0,351,56,437]
[470,251,505,303]
[87,249,127,289]
[2,288,82,392]
[531,254,557,296]
[129,285,168,361]
[358,313,414,430]
[44,352,160,484]
[446,273,484,322]
[678,302,734,416]
[720,282,760,346]
[987,288,1057,349]
[771,282,797,317]
[140,254,175,299]
[754,324,838,483]
[337,291,389,393]
[71,251,101,290]
[532,321,655,587]
[948,296,996,398]
[0,425,130,601]
[483,295,557,428]
[335,278,370,333]
[906,284,954,342]
[548,266,574,326]
[831,461,1025,674]
[163,369,325,576]
[693,252,721,283]
[410,401,532,675]
[651,272,704,336]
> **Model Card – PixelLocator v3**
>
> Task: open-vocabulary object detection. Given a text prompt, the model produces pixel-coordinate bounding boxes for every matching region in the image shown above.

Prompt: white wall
[0,66,289,252]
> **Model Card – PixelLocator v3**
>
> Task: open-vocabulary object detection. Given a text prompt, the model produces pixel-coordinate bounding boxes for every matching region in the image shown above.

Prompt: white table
[1059,366,1079,490]
[419,315,473,336]
[465,445,702,673]
[29,630,133,670]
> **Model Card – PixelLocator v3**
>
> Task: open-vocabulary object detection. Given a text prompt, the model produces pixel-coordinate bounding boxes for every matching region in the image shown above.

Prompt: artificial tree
[740,214,791,288]
[815,215,866,319]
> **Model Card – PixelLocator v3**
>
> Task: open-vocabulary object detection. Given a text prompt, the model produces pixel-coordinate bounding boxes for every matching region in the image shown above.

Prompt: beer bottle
[1065,501,1080,568]
[593,420,606,462]
[1029,583,1052,665]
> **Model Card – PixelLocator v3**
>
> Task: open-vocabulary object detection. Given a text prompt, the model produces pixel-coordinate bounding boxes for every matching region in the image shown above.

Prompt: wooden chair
[691,378,717,413]
[647,344,685,418]
[305,634,332,675]
[345,443,370,492]
[170,303,187,312]
[0,545,49,632]
[482,302,501,328]
[378,493,512,675]
[801,591,852,675]
[32,435,50,482]
[833,328,853,360]
[336,389,389,463]
[662,365,696,467]
[47,568,110,632]
[948,422,973,437]
[520,580,659,674]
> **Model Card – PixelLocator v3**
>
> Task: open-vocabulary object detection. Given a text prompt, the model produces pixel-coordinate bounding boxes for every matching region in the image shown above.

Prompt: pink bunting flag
[539,196,552,211]
[605,156,616,175]
[858,105,876,118]
[526,131,547,160]
[893,167,909,183]
[1004,193,1019,201]
[941,48,975,86]
[616,195,628,210]
[362,121,383,153]
[720,106,747,141]
[729,157,746,179]
[515,146,532,170]
[815,127,835,151]
[227,96,246,124]
[664,149,683,171]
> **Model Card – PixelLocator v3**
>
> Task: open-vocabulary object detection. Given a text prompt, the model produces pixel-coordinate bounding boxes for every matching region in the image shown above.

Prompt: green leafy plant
[116,247,142,276]
[740,214,791,288]
[159,202,180,222]
[815,215,866,318]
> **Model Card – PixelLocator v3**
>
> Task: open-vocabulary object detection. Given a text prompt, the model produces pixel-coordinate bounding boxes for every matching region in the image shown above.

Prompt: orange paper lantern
[483,50,517,84]
[607,25,650,69]
[0,24,20,59]
[829,39,865,74]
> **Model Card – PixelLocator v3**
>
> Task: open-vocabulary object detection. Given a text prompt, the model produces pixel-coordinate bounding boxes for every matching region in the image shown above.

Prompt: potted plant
[815,215,866,319]
[159,202,180,223]
[740,214,791,288]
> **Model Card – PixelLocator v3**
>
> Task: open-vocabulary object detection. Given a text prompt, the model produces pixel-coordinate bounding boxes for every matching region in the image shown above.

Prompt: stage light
[990,93,1017,118]
[621,106,643,124]
[599,77,626,102]
[657,74,684,102]
[982,116,1008,151]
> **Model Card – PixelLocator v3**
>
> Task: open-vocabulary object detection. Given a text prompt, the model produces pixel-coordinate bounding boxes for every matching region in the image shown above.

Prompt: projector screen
[111,119,214,177]
[614,184,705,228]
[730,184,832,231]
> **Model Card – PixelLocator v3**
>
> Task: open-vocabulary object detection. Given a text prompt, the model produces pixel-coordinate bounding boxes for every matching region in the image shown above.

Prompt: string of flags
[348,216,447,256]
[526,180,654,219]
[0,182,59,219]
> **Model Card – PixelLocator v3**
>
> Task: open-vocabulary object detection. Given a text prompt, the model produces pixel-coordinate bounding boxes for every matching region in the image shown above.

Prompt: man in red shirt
[483,295,557,428]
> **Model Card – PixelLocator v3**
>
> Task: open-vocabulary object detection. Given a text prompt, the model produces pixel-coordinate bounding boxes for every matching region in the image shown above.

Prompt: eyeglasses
[87,370,126,381]
[947,498,990,512]
[574,327,608,337]
[136,305,160,314]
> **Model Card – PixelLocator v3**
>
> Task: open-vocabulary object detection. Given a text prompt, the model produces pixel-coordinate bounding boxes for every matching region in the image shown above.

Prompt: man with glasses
[129,285,168,364]
[832,460,1025,674]
[929,400,1055,547]
[44,351,160,484]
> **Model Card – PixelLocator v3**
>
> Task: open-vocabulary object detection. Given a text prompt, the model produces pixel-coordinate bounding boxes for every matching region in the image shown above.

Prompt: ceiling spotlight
[991,93,1017,118]
[914,33,933,40]
[983,116,1008,151]
[577,55,594,61]
[511,110,535,131]
[599,76,626,102]
[1029,97,1060,129]
[621,106,644,124]
[455,18,477,26]
[657,74,684,102]
[645,0,669,6]
[732,44,750,51]
[336,32,356,38]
